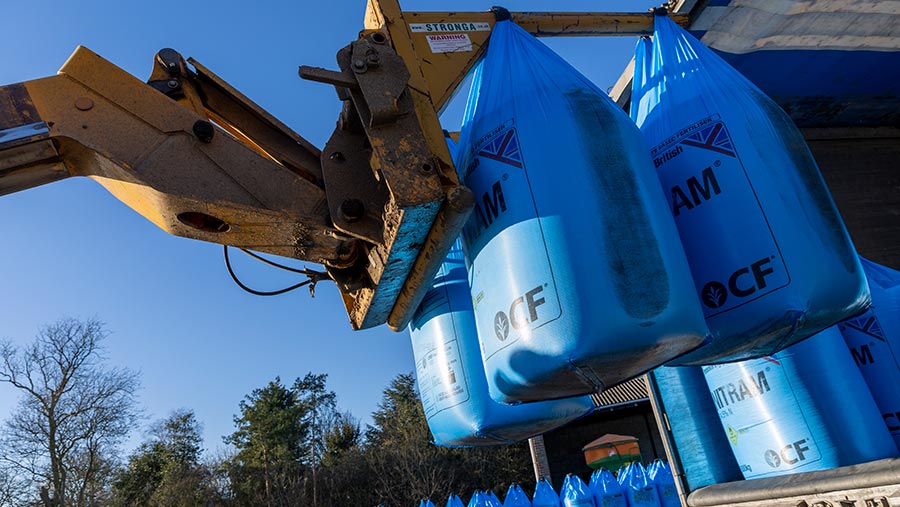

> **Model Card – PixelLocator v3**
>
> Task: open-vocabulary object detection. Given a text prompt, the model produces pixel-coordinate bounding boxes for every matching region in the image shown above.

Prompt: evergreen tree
[365,373,534,507]
[224,377,308,507]
[111,409,217,507]
[293,374,337,507]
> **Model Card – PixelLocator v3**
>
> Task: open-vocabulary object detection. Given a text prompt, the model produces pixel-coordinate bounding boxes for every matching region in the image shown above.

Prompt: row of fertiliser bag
[413,461,679,507]
[653,255,900,487]
[407,14,895,448]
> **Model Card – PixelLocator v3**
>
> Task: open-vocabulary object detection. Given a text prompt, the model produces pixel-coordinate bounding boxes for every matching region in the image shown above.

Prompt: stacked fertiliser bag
[647,461,679,507]
[454,13,708,404]
[503,484,532,507]
[838,258,900,448]
[589,469,626,507]
[617,462,661,507]
[632,14,869,365]
[702,326,897,479]
[468,492,488,507]
[560,475,593,507]
[532,478,561,507]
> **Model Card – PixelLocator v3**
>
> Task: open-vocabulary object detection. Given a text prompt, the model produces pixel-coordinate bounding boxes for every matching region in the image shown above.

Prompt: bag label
[653,115,790,317]
[839,310,900,438]
[415,334,470,418]
[425,33,473,53]
[410,22,491,33]
[462,121,561,358]
[704,358,823,478]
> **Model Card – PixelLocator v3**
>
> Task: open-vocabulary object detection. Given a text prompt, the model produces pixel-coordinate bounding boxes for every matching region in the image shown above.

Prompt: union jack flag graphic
[681,122,736,157]
[840,314,886,342]
[762,356,781,366]
[478,129,523,168]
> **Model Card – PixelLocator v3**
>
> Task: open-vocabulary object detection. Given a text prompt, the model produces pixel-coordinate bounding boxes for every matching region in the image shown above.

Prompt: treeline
[0,318,534,507]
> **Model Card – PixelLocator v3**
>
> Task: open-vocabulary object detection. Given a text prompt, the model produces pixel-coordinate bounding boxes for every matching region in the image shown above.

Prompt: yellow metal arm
[0,44,473,331]
[0,47,345,263]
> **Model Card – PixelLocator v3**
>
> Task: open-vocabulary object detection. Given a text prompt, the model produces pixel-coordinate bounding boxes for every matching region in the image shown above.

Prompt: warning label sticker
[426,33,473,53]
[410,22,490,33]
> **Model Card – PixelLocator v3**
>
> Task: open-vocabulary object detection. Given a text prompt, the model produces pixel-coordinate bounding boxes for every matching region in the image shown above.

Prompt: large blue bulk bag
[838,258,900,448]
[618,463,660,507]
[632,15,869,365]
[532,478,560,507]
[561,475,594,507]
[456,17,707,403]
[409,239,595,446]
[703,326,897,480]
[588,469,626,507]
[449,495,465,507]
[647,366,743,491]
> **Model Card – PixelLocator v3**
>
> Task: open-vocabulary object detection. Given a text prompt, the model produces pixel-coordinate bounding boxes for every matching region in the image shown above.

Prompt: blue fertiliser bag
[618,462,660,507]
[469,492,488,507]
[648,461,679,507]
[561,475,594,507]
[409,235,595,446]
[588,469,626,507]
[703,326,897,480]
[488,491,503,507]
[504,484,532,507]
[648,366,743,490]
[448,495,466,507]
[457,18,707,403]
[532,478,560,507]
[426,500,437,507]
[631,36,653,124]
[633,15,869,365]
[839,257,900,448]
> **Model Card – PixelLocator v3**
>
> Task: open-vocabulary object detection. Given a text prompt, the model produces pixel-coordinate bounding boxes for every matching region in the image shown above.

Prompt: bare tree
[0,317,140,507]
[0,463,28,507]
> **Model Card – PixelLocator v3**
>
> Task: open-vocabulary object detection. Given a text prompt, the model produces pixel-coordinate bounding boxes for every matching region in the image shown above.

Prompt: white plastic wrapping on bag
[456,17,707,404]
[632,14,869,365]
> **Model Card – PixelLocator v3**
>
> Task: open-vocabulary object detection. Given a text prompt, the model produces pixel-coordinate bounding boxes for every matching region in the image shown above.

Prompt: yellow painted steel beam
[511,11,690,36]
[372,4,688,113]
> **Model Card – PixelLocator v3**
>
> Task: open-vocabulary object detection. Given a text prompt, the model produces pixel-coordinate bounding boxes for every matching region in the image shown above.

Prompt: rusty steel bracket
[319,110,390,245]
[302,31,473,330]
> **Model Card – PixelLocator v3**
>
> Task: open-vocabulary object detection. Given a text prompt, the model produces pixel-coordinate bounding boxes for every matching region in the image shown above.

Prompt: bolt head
[74,97,94,111]
[339,199,365,222]
[192,120,215,143]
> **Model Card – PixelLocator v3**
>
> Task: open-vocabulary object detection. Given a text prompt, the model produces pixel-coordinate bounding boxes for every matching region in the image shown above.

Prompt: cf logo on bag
[494,312,510,341]
[701,256,777,309]
[493,285,546,340]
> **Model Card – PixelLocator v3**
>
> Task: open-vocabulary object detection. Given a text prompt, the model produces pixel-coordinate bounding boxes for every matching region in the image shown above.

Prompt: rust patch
[0,84,41,131]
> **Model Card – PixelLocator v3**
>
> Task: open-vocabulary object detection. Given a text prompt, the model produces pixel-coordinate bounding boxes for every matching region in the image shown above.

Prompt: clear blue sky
[0,0,657,455]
